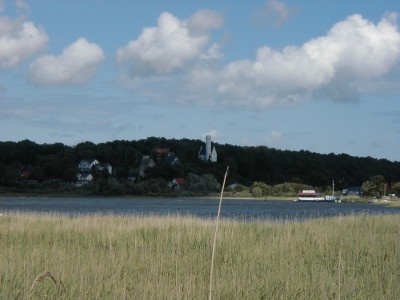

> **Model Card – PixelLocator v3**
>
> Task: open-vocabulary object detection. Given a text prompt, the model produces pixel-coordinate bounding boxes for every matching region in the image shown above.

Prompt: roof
[152,147,170,154]
[165,153,179,164]
[198,146,206,156]
[173,178,185,186]
[79,159,97,164]
[347,186,361,191]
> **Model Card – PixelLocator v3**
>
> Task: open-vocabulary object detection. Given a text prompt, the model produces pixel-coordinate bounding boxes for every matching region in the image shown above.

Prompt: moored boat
[297,190,340,202]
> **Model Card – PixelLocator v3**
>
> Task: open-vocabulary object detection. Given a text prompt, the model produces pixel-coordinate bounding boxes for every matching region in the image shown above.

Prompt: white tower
[206,135,211,160]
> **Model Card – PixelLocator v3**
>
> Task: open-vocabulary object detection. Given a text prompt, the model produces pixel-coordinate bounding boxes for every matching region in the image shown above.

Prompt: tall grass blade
[209,166,229,300]
[29,271,66,298]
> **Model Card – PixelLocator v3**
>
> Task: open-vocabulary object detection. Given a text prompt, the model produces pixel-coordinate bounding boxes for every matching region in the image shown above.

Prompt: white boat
[297,190,340,202]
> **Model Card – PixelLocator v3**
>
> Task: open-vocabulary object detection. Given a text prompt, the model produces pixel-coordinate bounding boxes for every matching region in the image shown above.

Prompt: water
[1,197,399,221]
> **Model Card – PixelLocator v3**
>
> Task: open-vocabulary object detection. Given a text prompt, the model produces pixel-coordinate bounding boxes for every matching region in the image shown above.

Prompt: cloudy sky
[0,0,399,161]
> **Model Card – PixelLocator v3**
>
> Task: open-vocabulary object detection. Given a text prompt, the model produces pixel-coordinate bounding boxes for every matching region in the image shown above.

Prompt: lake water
[1,197,399,221]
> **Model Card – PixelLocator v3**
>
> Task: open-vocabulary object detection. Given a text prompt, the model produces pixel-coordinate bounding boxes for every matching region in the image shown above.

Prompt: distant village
[75,135,217,189]
[5,135,399,197]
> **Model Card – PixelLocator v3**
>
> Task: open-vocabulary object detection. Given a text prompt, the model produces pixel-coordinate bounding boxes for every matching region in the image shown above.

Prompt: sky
[0,0,399,162]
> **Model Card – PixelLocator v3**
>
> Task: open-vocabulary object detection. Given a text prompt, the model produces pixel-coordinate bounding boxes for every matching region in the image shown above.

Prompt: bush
[251,186,263,197]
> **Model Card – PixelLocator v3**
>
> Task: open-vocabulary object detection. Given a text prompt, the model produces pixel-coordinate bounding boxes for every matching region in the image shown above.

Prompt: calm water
[1,197,399,221]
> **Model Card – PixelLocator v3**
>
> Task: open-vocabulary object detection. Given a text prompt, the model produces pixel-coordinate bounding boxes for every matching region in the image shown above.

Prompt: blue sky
[0,0,399,162]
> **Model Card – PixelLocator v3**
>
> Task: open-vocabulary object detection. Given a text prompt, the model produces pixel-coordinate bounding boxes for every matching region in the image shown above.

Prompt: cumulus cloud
[116,10,223,75]
[186,9,224,34]
[253,0,297,27]
[29,38,105,85]
[0,16,48,68]
[184,13,400,107]
[201,43,223,61]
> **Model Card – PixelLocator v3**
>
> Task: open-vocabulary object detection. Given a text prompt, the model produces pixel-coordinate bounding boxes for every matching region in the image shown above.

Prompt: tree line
[0,138,399,196]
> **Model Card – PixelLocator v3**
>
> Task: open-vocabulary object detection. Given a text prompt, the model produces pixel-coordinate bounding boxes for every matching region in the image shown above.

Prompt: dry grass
[0,212,399,299]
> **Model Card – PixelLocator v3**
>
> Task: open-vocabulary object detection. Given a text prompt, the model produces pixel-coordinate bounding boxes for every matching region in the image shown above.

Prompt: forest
[0,138,399,196]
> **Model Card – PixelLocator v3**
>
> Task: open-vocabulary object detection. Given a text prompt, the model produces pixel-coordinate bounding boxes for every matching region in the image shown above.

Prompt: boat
[296,180,341,203]
[297,190,340,202]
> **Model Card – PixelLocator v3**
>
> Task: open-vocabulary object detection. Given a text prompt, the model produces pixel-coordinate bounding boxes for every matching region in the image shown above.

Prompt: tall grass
[0,212,399,299]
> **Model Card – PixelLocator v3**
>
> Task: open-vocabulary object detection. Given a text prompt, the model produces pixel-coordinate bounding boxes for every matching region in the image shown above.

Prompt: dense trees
[361,175,386,197]
[0,138,399,195]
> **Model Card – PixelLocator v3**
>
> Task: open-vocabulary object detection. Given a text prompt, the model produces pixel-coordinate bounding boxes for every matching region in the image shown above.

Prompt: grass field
[1,212,399,299]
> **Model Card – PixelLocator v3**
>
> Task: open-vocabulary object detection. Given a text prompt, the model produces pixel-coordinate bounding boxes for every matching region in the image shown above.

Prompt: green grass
[1,213,399,299]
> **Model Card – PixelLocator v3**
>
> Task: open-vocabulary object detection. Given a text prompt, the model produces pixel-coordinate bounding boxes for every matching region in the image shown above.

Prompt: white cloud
[29,38,105,85]
[0,16,48,68]
[116,10,223,75]
[185,9,224,34]
[0,0,5,12]
[253,0,297,27]
[201,43,223,61]
[265,130,282,146]
[15,0,29,10]
[0,0,29,13]
[184,13,400,107]
[201,129,220,140]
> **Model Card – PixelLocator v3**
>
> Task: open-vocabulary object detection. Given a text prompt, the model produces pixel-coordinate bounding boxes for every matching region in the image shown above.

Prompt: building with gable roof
[76,159,112,185]
[152,147,180,165]
[127,155,156,182]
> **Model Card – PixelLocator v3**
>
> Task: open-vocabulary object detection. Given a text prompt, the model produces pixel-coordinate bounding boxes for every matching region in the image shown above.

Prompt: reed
[0,212,399,299]
[209,166,229,300]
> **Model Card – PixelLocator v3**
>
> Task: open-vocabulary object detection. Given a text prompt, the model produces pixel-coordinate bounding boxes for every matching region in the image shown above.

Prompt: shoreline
[1,190,399,206]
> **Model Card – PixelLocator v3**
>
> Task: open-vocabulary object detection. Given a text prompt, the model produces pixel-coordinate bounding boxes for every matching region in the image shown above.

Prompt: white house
[77,159,112,184]
[78,159,99,171]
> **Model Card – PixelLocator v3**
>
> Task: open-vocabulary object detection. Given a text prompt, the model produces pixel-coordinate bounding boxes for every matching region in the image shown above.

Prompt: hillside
[0,138,399,193]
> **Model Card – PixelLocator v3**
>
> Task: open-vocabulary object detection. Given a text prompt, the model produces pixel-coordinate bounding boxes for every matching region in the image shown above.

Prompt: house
[140,155,156,170]
[76,171,93,183]
[20,169,31,179]
[152,147,180,165]
[342,186,362,196]
[164,152,180,165]
[97,163,112,175]
[78,159,99,172]
[127,155,156,182]
[169,177,185,189]
[152,147,170,162]
[127,169,140,182]
[198,135,217,162]
[18,167,37,184]
[76,159,112,185]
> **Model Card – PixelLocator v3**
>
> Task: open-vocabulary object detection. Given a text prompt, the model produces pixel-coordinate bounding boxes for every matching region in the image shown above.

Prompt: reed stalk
[209,166,229,300]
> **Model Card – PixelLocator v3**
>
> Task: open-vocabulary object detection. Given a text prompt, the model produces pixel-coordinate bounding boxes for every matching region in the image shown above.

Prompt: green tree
[136,178,169,195]
[392,181,400,196]
[106,178,126,195]
[251,186,263,197]
[63,168,77,184]
[30,166,46,182]
[185,173,207,192]
[362,175,385,196]
[202,174,219,192]
[1,168,20,187]
[251,182,272,196]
